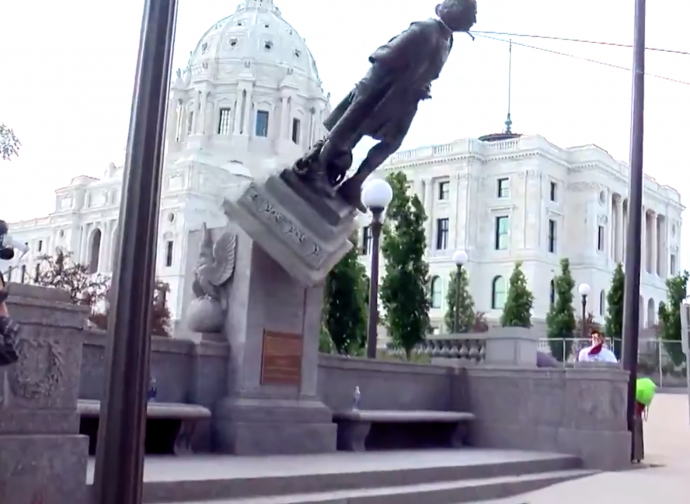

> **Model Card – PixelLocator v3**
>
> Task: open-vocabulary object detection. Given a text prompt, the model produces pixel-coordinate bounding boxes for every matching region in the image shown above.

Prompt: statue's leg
[338,139,402,212]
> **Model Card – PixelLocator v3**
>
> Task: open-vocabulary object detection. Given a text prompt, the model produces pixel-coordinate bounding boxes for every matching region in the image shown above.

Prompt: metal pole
[621,0,646,462]
[92,2,178,504]
[366,208,383,359]
[581,295,587,339]
[454,265,462,332]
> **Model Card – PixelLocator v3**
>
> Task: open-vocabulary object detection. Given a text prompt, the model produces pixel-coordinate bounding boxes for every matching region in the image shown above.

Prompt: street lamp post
[621,0,647,461]
[361,179,393,359]
[452,250,468,333]
[578,283,591,339]
[92,2,178,504]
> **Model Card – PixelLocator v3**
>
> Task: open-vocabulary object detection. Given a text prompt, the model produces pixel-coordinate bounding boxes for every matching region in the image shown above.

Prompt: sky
[1,0,688,262]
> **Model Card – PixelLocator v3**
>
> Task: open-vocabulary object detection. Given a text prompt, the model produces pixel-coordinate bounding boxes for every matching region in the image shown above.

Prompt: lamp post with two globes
[452,250,468,333]
[361,179,393,359]
[578,283,591,339]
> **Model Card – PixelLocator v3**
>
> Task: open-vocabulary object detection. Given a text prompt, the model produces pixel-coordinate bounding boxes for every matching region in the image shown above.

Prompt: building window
[361,226,372,255]
[187,111,194,134]
[548,219,557,253]
[218,108,232,135]
[495,216,509,250]
[255,110,269,137]
[497,178,509,198]
[165,240,174,267]
[6,266,12,282]
[670,254,677,275]
[549,279,556,305]
[435,218,449,250]
[438,181,449,200]
[597,226,605,251]
[599,290,606,316]
[431,276,443,309]
[291,118,301,144]
[20,265,26,283]
[491,276,506,309]
[38,240,43,252]
[550,181,557,202]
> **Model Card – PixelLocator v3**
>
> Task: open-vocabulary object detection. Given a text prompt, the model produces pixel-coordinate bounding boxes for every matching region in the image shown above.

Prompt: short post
[578,283,590,339]
[451,250,468,333]
[362,179,393,359]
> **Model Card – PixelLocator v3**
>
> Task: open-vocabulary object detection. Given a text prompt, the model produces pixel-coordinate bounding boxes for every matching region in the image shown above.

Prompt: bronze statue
[292,0,477,212]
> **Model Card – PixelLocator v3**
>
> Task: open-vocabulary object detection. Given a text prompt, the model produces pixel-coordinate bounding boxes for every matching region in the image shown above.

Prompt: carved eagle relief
[192,223,237,304]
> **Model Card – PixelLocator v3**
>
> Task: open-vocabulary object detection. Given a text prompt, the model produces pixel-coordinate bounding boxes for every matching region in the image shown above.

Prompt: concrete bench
[78,399,211,456]
[332,409,475,452]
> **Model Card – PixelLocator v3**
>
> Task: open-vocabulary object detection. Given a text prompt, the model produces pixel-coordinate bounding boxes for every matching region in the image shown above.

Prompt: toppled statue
[292,0,477,212]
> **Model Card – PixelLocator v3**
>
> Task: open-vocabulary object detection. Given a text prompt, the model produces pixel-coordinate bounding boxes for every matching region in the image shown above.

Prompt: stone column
[166,97,179,145]
[616,195,625,263]
[233,89,245,135]
[279,94,289,139]
[2,283,89,503]
[98,223,110,274]
[650,212,658,276]
[242,86,254,136]
[423,178,433,249]
[641,209,647,272]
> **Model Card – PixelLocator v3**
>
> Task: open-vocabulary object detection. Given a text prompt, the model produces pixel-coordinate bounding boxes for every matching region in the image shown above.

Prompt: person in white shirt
[577,330,618,363]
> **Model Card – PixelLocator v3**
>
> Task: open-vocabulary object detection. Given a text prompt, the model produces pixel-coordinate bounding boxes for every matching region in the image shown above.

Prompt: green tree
[323,236,368,354]
[604,263,625,358]
[380,171,429,359]
[500,261,534,327]
[444,267,475,332]
[546,258,577,361]
[0,123,21,160]
[658,271,689,366]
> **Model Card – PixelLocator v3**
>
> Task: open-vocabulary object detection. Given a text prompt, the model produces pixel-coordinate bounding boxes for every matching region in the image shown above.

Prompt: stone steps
[128,449,589,503]
[172,469,594,503]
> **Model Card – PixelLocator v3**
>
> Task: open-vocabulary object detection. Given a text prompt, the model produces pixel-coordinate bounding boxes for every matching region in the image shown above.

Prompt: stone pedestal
[2,284,89,504]
[215,169,359,454]
[213,239,336,454]
[484,327,539,366]
[222,169,356,286]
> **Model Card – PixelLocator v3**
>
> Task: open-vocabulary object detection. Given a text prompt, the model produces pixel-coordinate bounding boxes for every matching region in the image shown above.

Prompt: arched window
[430,276,443,309]
[491,276,506,309]
[89,229,102,274]
[599,290,606,316]
[549,279,556,305]
[647,298,655,328]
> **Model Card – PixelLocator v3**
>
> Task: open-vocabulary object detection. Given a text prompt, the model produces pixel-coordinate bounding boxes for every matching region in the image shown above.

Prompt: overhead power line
[474,34,690,86]
[472,30,690,56]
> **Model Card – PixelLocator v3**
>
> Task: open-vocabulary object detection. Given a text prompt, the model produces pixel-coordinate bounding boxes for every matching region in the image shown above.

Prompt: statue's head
[436,0,477,32]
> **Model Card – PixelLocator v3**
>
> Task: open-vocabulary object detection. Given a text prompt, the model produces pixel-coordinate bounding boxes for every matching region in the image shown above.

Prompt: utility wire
[472,30,690,56]
[475,34,690,86]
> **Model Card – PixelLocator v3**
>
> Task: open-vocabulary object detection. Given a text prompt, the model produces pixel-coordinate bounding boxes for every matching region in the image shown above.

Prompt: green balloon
[636,377,656,406]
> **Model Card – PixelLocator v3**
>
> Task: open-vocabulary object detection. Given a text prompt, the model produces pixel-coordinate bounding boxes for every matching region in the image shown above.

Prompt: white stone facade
[0,0,329,324]
[357,135,683,332]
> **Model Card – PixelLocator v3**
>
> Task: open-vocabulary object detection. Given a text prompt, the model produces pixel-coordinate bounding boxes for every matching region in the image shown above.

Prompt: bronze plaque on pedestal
[260,330,303,386]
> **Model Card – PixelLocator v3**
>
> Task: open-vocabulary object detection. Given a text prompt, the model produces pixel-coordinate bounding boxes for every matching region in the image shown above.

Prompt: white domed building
[2,0,330,327]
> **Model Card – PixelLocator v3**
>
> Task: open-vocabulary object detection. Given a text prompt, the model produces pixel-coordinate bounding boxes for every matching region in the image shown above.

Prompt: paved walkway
[486,393,690,503]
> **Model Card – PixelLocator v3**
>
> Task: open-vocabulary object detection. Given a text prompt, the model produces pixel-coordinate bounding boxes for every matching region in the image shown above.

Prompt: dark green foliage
[323,237,368,354]
[444,267,475,332]
[658,271,689,366]
[500,262,533,328]
[545,258,576,361]
[380,172,430,359]
[604,263,625,358]
[0,123,20,160]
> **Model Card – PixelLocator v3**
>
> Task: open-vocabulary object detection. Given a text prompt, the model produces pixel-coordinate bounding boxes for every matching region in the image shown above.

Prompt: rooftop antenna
[504,39,513,134]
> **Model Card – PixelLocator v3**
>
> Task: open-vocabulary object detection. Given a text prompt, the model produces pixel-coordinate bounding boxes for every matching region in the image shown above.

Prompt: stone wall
[80,332,228,409]
[78,336,629,470]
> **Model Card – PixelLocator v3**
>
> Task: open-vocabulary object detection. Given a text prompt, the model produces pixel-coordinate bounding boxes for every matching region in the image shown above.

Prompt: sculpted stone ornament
[9,337,65,400]
[291,0,477,212]
[186,223,237,334]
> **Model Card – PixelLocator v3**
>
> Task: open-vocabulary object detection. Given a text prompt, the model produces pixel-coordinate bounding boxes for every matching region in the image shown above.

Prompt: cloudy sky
[1,0,688,261]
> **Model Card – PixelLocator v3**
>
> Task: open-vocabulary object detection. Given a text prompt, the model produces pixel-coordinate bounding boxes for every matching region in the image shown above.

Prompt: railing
[385,334,687,388]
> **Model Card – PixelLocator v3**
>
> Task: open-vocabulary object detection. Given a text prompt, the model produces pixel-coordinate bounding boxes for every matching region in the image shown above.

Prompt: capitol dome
[188,0,321,88]
[166,0,330,171]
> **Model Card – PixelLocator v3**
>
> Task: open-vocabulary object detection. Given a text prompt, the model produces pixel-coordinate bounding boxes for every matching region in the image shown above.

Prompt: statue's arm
[368,21,436,68]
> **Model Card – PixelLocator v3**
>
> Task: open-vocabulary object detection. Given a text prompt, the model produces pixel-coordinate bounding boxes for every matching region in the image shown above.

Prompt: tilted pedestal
[215,170,356,455]
[1,284,89,504]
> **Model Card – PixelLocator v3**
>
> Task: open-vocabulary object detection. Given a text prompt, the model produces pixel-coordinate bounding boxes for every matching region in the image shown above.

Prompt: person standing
[577,330,618,363]
[0,272,20,366]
